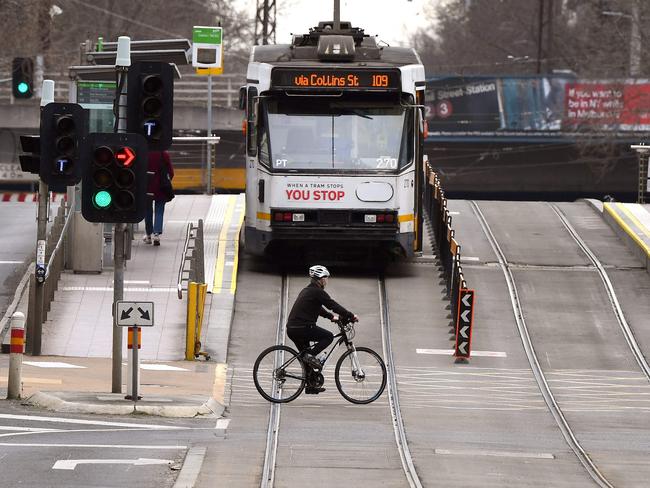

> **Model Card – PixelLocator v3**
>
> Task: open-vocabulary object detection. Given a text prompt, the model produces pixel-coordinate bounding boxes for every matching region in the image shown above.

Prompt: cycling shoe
[305,386,326,394]
[301,353,322,370]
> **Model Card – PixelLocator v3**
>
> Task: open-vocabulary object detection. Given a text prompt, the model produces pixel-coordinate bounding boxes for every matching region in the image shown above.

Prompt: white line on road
[1,443,186,449]
[23,361,86,369]
[0,426,61,432]
[62,286,177,293]
[215,418,230,430]
[416,349,507,357]
[53,458,173,470]
[0,414,182,430]
[0,261,22,264]
[434,448,554,459]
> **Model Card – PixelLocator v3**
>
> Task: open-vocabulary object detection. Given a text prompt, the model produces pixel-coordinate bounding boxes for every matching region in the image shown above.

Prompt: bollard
[7,312,25,399]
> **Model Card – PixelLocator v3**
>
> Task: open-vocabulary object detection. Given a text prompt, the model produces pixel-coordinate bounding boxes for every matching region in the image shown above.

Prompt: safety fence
[423,163,476,362]
[177,219,210,360]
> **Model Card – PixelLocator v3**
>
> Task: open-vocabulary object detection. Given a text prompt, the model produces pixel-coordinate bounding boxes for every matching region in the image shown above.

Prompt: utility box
[72,213,103,273]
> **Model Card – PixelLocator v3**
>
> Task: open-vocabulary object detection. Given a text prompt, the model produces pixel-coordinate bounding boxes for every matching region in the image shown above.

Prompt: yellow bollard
[186,281,198,360]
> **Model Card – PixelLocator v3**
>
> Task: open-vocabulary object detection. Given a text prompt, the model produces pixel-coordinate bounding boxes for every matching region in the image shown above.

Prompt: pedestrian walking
[143,150,174,246]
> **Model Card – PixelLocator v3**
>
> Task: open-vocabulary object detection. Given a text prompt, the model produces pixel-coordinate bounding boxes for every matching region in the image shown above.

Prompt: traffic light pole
[31,80,55,356]
[206,74,212,195]
[32,180,48,356]
[112,37,130,393]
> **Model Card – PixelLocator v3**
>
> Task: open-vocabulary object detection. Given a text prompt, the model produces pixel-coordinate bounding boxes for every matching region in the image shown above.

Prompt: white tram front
[241,21,426,259]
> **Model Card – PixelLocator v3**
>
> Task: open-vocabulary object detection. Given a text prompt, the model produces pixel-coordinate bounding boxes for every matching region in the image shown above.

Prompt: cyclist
[287,265,358,394]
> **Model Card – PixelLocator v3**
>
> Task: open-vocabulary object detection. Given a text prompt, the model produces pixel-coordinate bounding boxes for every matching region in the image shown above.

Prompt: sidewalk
[1,194,244,418]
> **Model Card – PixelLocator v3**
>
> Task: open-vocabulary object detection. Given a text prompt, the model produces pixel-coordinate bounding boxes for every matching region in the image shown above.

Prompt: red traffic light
[115,146,136,167]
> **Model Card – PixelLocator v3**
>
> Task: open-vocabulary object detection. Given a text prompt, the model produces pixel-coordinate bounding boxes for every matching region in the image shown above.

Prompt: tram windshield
[259,96,413,172]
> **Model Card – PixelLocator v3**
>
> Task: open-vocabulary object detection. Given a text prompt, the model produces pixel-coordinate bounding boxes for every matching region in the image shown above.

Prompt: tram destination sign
[271,68,401,90]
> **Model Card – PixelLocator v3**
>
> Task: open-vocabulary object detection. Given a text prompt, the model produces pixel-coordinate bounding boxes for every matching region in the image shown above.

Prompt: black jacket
[286,281,353,328]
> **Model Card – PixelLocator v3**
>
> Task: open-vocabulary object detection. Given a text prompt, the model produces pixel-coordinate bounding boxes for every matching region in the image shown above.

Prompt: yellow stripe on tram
[212,196,237,293]
[398,214,414,223]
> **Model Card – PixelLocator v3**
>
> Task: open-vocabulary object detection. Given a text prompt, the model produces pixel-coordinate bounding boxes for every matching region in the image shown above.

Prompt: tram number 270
[376,157,397,169]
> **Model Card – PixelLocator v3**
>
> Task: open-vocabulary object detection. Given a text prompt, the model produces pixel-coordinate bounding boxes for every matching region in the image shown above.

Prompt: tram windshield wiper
[341,109,373,120]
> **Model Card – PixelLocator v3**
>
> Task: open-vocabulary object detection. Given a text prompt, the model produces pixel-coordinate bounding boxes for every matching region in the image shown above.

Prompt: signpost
[455,289,475,363]
[116,300,154,402]
[192,26,224,194]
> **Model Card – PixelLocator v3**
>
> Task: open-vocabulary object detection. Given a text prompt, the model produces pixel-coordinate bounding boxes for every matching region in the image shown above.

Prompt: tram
[241,17,426,258]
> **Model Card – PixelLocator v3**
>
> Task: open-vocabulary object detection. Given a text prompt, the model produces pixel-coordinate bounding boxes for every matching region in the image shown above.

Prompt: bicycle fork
[348,345,366,382]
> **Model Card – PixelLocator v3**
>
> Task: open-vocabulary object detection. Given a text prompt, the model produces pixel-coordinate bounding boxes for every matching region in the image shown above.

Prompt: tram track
[379,274,423,488]
[259,272,422,487]
[548,203,650,382]
[470,201,614,488]
[260,274,289,488]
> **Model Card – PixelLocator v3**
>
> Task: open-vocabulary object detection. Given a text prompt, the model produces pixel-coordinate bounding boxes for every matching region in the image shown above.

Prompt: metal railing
[0,71,245,107]
[177,219,205,299]
[26,197,73,348]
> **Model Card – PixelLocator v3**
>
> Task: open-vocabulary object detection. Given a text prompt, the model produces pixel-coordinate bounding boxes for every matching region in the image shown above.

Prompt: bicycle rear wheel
[335,346,387,404]
[253,345,306,403]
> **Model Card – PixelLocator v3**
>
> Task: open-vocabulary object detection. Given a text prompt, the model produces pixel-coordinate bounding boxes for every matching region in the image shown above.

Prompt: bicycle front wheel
[253,345,306,403]
[335,346,387,404]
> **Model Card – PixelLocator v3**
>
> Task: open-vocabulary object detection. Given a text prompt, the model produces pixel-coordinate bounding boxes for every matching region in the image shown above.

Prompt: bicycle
[253,317,387,404]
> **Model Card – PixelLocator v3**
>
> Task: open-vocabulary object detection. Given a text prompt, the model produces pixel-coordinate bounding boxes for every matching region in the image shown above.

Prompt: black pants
[287,324,333,356]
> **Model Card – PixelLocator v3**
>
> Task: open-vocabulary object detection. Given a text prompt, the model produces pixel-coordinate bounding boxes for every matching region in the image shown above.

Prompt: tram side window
[246,87,258,156]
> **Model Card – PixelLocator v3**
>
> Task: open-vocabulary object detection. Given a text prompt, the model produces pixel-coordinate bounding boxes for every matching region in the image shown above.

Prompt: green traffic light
[17,82,29,94]
[94,190,112,208]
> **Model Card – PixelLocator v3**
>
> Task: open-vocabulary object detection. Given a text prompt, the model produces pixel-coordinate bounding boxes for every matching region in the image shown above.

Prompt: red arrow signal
[115,146,136,167]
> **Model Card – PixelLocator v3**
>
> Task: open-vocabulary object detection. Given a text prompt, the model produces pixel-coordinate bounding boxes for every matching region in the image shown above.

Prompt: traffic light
[81,133,148,223]
[12,57,34,99]
[39,103,88,186]
[18,135,40,174]
[127,61,174,151]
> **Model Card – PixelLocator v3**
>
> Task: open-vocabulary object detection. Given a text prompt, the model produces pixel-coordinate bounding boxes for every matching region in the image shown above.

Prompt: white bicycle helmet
[309,265,330,279]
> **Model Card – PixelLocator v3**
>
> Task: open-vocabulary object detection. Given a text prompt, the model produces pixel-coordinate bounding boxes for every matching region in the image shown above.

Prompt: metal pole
[207,75,213,195]
[32,181,48,356]
[333,0,340,31]
[112,36,130,393]
[630,0,641,76]
[132,326,139,402]
[536,0,545,74]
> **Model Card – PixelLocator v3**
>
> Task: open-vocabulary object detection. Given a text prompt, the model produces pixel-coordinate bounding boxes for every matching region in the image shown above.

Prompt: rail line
[549,203,650,382]
[470,201,614,488]
[378,275,423,488]
[260,274,289,488]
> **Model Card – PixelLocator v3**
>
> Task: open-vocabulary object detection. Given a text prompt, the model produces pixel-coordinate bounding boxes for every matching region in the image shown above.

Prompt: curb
[23,391,225,418]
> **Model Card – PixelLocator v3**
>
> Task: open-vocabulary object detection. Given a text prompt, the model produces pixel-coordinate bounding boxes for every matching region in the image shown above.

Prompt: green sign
[193,27,222,45]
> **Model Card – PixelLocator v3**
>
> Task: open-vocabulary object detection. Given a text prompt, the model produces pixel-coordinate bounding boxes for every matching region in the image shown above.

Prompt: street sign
[192,26,223,74]
[455,289,475,359]
[116,301,154,327]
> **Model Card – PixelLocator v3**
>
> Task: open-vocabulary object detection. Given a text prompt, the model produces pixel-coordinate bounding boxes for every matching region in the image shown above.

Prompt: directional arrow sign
[455,289,475,359]
[53,458,171,470]
[116,301,154,327]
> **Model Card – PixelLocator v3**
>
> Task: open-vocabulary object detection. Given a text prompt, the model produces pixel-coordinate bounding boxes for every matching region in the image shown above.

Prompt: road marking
[416,348,507,357]
[0,376,62,385]
[23,361,86,369]
[0,414,182,430]
[215,419,230,430]
[212,195,236,293]
[139,364,189,371]
[1,443,185,449]
[123,280,151,284]
[53,458,173,470]
[62,286,177,293]
[173,447,206,488]
[0,261,22,264]
[434,448,554,459]
[460,256,480,262]
[0,426,61,432]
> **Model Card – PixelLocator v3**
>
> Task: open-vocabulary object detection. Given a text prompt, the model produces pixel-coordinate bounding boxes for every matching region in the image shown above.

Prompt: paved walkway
[1,193,244,417]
